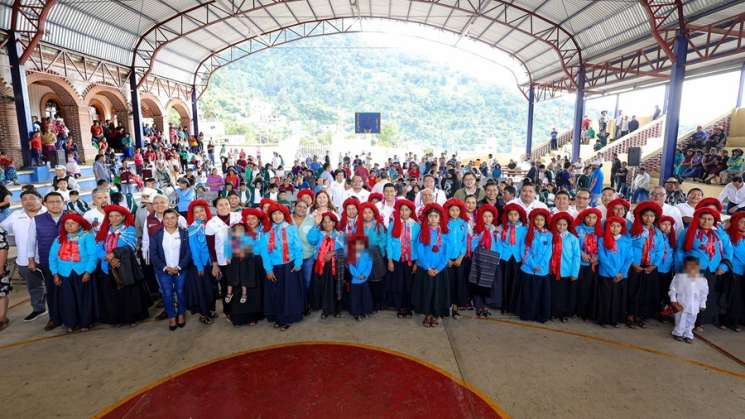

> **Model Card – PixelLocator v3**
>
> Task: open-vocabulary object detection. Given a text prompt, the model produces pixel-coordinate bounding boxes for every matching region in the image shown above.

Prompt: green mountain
[198,34,580,153]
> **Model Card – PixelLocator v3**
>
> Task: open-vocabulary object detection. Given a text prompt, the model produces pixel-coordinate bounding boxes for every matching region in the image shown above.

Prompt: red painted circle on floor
[101,343,503,419]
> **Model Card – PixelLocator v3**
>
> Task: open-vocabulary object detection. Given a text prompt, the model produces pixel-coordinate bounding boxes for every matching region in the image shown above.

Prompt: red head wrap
[549,211,575,280]
[418,203,449,246]
[95,205,134,242]
[297,189,315,203]
[242,208,268,237]
[683,207,721,252]
[727,211,745,245]
[347,233,369,265]
[573,208,603,236]
[265,203,292,232]
[391,199,417,238]
[356,202,384,233]
[367,192,384,203]
[339,197,361,232]
[474,204,499,250]
[525,208,551,248]
[501,203,527,245]
[59,213,92,244]
[630,201,662,237]
[603,216,628,250]
[695,197,723,212]
[186,199,212,225]
[657,215,677,248]
[607,198,631,217]
[443,198,469,222]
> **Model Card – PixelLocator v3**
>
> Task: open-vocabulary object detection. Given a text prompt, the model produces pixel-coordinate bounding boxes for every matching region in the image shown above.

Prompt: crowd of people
[0,126,743,346]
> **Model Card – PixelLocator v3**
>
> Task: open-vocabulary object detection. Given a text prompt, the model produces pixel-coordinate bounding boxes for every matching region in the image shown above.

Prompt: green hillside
[198,34,581,152]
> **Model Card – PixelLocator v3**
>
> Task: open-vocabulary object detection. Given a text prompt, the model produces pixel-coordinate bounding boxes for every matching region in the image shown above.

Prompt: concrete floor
[1,286,744,419]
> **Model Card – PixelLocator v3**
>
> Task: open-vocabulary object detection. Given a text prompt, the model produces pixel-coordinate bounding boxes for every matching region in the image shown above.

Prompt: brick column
[0,96,23,164]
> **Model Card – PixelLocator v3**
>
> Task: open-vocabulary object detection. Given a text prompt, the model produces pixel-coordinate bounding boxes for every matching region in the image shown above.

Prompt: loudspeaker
[628,147,642,167]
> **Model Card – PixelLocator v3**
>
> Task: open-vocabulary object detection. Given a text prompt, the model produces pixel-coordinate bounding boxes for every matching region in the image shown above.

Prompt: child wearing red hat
[549,212,580,322]
[597,217,633,327]
[386,199,419,318]
[518,208,553,323]
[627,202,665,328]
[573,208,603,320]
[500,203,527,314]
[468,204,500,318]
[412,203,450,327]
[308,211,345,318]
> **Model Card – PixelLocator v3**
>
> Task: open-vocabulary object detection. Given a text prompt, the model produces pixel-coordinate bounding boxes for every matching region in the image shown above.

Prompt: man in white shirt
[676,187,703,225]
[552,190,577,216]
[507,183,548,215]
[142,195,188,265]
[414,175,446,208]
[376,182,397,228]
[0,190,47,321]
[329,170,347,210]
[596,187,618,219]
[343,175,370,203]
[84,189,110,232]
[719,175,745,214]
[627,186,684,232]
[570,189,592,216]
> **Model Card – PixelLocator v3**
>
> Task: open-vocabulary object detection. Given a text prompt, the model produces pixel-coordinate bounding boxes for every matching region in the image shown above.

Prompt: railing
[640,111,733,175]
[527,128,573,161]
[583,117,666,163]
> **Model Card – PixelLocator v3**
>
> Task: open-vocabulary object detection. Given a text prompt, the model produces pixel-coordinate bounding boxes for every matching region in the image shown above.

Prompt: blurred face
[64,219,81,234]
[352,176,363,189]
[399,205,412,220]
[271,210,285,224]
[163,212,178,229]
[465,196,477,213]
[585,213,598,226]
[601,189,616,206]
[687,190,703,206]
[193,205,207,222]
[109,211,124,227]
[316,192,329,208]
[321,215,336,232]
[448,206,461,219]
[520,185,535,203]
[427,210,440,227]
[659,220,673,234]
[44,195,64,215]
[555,219,568,233]
[482,211,494,226]
[533,215,546,229]
[641,210,656,226]
[345,204,358,219]
[354,241,366,253]
[383,186,396,202]
[699,213,715,230]
[610,222,623,235]
[576,191,590,209]
[153,196,168,214]
[554,194,569,209]
[216,198,230,216]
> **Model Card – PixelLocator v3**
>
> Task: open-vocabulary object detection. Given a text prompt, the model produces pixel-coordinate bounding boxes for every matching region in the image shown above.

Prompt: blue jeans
[157,271,186,319]
[302,257,315,290]
[632,188,649,204]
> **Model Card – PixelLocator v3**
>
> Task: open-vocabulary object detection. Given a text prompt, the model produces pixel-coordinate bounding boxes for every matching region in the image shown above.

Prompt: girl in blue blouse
[605,198,633,234]
[573,208,602,320]
[500,203,527,314]
[677,207,733,328]
[412,203,450,327]
[597,217,633,327]
[49,213,98,333]
[724,212,745,331]
[444,198,470,318]
[260,203,304,330]
[96,205,149,327]
[628,202,665,328]
[185,199,215,325]
[386,199,420,318]
[347,234,374,320]
[338,197,360,237]
[519,208,553,323]
[230,208,267,326]
[549,211,580,322]
[468,204,500,318]
[656,215,677,313]
[357,202,387,311]
[308,211,345,318]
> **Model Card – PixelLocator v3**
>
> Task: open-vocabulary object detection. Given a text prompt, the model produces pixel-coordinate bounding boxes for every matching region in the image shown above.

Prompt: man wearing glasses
[628,186,684,232]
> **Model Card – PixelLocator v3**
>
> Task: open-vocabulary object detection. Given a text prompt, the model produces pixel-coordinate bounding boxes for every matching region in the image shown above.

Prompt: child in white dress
[669,256,709,344]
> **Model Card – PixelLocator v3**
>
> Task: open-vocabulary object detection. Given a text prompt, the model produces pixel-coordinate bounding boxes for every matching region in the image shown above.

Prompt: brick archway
[165,98,191,134]
[141,93,165,132]
[83,84,131,134]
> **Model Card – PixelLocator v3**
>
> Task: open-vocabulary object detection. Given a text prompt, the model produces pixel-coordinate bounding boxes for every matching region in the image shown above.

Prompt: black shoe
[169,324,177,331]
[177,322,186,328]
[24,310,47,322]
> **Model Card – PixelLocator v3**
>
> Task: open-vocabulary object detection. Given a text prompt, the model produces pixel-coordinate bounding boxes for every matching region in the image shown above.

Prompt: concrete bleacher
[9,165,96,210]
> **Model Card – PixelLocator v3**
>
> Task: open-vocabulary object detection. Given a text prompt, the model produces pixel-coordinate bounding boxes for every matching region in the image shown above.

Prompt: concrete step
[15,165,93,184]
[9,176,97,201]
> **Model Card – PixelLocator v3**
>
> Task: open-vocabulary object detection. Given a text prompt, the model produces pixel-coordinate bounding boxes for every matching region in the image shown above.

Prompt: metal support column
[129,71,144,149]
[191,85,200,136]
[660,32,687,183]
[571,68,586,163]
[737,62,745,108]
[7,32,33,167]
[525,85,535,160]
[613,94,620,118]
[663,83,670,114]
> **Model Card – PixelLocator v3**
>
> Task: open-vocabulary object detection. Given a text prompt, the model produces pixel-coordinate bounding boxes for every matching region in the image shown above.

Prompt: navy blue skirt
[349,282,373,316]
[185,266,216,317]
[264,263,304,325]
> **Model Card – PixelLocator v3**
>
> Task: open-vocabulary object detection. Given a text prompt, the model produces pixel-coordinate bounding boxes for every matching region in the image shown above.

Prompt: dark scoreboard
[355,112,381,134]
